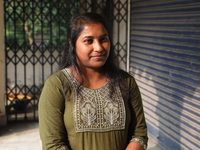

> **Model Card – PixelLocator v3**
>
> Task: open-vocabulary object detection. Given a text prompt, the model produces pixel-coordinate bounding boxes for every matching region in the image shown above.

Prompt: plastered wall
[0,0,6,126]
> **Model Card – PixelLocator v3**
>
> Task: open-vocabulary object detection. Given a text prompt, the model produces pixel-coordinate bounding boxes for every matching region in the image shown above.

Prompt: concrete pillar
[0,0,7,126]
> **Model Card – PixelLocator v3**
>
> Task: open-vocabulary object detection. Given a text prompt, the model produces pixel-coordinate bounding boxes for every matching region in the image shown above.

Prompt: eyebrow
[83,34,108,39]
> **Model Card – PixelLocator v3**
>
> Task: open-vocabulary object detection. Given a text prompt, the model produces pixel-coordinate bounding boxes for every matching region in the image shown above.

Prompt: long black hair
[60,12,126,93]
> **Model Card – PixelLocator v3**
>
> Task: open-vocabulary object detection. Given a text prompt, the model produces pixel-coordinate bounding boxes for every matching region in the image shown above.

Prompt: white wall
[0,0,7,126]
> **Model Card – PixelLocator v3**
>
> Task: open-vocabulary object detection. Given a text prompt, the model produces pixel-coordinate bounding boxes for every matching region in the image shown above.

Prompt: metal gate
[4,0,128,121]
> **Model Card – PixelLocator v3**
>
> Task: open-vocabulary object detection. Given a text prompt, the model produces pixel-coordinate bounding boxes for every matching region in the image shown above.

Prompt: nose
[94,40,103,52]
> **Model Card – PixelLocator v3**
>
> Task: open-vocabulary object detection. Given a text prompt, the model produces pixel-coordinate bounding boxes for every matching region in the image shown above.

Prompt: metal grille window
[4,0,128,121]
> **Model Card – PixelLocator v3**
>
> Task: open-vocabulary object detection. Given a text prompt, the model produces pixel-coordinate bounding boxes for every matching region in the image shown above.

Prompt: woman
[39,12,148,150]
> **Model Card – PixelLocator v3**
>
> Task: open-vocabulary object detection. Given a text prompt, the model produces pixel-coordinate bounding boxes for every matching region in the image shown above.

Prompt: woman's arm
[39,73,70,150]
[126,75,148,150]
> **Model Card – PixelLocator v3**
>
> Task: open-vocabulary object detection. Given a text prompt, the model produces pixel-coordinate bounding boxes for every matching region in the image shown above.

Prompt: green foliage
[5,0,80,50]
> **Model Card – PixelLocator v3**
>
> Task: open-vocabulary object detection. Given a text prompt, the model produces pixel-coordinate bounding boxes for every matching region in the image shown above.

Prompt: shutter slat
[130,1,200,149]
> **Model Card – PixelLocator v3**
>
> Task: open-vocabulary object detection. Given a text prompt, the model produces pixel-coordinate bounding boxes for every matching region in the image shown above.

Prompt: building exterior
[0,1,199,150]
[0,1,6,126]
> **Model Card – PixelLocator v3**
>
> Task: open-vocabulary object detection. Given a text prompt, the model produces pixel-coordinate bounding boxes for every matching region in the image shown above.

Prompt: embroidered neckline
[62,68,126,132]
[63,68,110,90]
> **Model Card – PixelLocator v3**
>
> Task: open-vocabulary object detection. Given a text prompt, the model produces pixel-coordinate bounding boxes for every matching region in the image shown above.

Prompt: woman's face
[75,23,110,70]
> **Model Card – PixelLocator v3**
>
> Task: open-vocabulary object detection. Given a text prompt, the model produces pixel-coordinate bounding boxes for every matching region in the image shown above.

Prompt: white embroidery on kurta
[104,102,119,125]
[81,103,96,126]
[62,68,126,132]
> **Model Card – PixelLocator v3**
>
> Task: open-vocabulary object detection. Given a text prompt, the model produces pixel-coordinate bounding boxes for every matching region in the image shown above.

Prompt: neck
[70,66,108,89]
[84,67,103,78]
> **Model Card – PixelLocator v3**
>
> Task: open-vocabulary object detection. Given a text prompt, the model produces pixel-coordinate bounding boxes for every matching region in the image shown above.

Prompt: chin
[90,64,105,69]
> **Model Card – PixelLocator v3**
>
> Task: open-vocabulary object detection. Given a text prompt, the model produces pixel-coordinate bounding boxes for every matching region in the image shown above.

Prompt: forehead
[79,23,108,36]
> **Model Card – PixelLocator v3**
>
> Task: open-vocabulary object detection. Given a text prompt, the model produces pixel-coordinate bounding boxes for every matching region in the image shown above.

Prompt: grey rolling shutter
[130,1,200,149]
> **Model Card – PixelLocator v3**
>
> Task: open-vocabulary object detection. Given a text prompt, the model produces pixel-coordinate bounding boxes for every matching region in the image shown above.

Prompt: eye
[100,37,109,43]
[83,39,93,44]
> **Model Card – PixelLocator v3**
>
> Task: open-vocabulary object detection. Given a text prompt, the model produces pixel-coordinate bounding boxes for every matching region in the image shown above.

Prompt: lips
[91,54,106,59]
[93,55,104,57]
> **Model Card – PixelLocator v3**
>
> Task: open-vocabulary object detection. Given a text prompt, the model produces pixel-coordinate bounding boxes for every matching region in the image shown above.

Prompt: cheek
[102,42,110,50]
[76,50,84,60]
[75,48,89,61]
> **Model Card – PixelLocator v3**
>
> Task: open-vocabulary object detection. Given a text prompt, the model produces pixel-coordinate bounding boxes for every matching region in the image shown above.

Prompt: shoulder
[47,69,66,80]
[118,69,139,91]
[41,69,73,100]
[119,69,133,78]
[119,70,136,82]
[44,69,71,89]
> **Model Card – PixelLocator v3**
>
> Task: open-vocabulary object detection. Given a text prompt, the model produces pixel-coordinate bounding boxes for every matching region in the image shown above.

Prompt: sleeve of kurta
[128,76,148,150]
[39,74,69,150]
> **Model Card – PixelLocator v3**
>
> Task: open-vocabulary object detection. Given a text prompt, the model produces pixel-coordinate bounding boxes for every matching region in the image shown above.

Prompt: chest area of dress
[64,87,126,133]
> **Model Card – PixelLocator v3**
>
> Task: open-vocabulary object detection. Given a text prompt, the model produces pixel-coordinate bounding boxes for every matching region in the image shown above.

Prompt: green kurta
[39,69,148,150]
